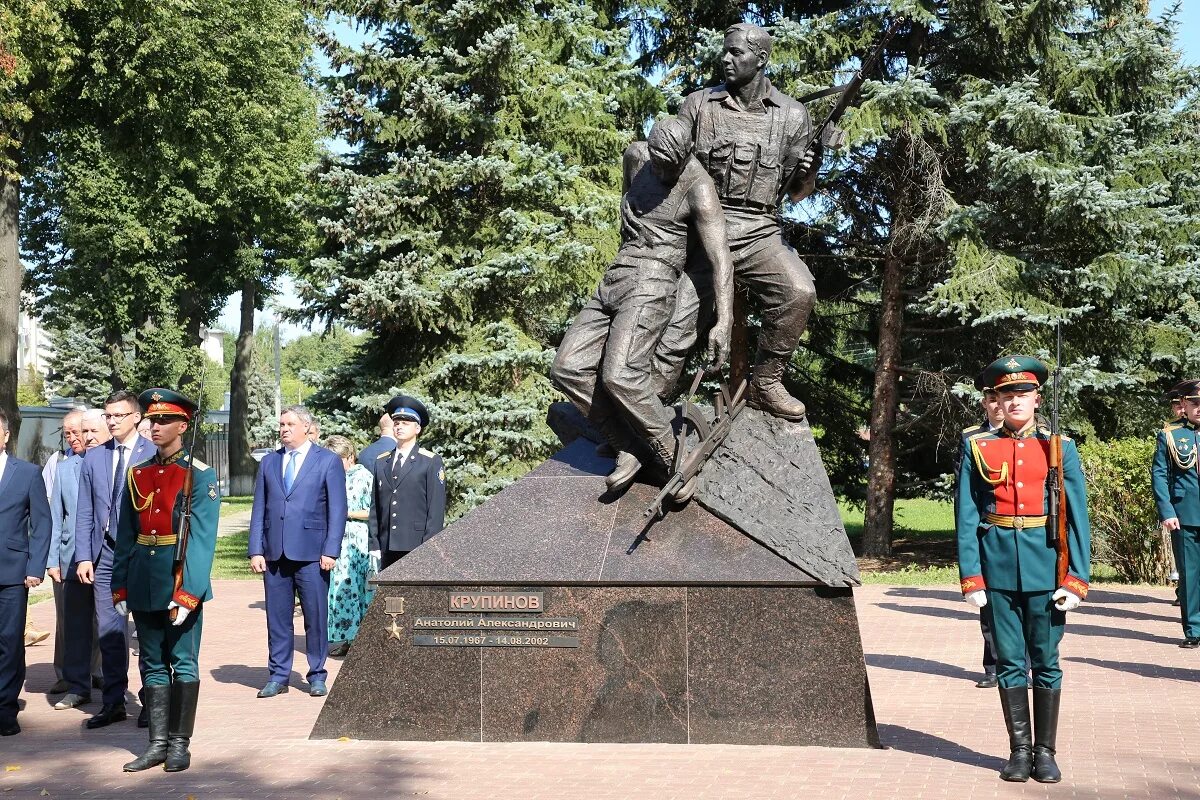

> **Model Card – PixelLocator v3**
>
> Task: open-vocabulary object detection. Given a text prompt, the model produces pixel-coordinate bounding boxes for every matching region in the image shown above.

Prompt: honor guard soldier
[112,389,219,773]
[1152,379,1200,647]
[368,395,446,570]
[956,356,1091,783]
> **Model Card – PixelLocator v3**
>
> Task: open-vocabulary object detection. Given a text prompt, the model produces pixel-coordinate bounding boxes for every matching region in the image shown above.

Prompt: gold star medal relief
[384,596,406,641]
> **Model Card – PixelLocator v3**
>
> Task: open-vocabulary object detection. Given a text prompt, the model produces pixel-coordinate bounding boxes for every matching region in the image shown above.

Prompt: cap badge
[151,392,163,402]
[1004,358,1021,370]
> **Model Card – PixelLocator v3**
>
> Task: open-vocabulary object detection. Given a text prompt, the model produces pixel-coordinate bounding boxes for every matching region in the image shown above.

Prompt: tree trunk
[227,280,257,496]
[862,252,906,556]
[0,174,21,441]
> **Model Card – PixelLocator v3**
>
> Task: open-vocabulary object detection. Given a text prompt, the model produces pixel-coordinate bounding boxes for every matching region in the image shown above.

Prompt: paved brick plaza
[4,581,1198,799]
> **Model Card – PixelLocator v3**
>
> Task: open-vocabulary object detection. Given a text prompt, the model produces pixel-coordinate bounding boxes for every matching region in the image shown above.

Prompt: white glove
[1052,588,1081,611]
[113,600,128,617]
[369,550,381,575]
[168,601,191,626]
[964,590,987,609]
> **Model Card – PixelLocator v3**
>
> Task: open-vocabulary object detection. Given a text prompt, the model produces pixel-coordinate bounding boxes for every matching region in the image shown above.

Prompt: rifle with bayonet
[169,370,205,623]
[779,19,902,205]
[627,369,749,554]
[1046,326,1069,587]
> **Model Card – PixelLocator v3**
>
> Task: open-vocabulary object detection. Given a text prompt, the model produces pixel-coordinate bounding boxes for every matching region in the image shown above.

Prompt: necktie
[284,450,298,493]
[391,451,404,478]
[108,445,127,534]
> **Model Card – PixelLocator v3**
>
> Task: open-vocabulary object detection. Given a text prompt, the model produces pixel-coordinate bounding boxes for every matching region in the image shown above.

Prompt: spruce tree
[300,1,642,515]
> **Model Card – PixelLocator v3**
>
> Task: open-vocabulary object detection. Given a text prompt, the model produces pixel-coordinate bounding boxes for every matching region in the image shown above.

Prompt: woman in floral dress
[323,436,376,657]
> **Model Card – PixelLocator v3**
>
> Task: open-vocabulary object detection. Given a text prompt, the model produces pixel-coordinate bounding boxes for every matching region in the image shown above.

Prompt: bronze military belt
[985,513,1048,530]
[720,197,777,213]
[136,533,178,546]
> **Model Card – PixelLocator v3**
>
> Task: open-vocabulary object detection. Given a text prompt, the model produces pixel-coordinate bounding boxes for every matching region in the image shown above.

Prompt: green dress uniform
[955,356,1091,784]
[110,389,219,774]
[1151,380,1200,646]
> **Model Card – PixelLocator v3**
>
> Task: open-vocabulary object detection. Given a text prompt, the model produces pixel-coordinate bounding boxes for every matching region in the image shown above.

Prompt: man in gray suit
[50,409,108,708]
[75,390,155,729]
[42,409,83,693]
[0,409,52,736]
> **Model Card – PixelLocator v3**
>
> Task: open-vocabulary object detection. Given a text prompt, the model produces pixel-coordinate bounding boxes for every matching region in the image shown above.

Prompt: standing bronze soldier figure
[657,22,821,420]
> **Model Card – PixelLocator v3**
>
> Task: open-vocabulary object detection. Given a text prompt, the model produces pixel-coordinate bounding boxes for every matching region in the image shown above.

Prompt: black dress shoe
[975,674,999,688]
[257,681,289,698]
[328,642,350,658]
[85,702,127,729]
[1181,637,1200,649]
[0,719,19,736]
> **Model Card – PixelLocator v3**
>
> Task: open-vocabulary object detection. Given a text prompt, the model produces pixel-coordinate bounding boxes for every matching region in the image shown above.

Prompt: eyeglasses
[102,412,136,422]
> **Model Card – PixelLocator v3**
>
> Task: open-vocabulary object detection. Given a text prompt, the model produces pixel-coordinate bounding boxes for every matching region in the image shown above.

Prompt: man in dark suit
[248,405,346,698]
[0,408,53,736]
[368,395,446,570]
[357,413,395,466]
[75,389,155,729]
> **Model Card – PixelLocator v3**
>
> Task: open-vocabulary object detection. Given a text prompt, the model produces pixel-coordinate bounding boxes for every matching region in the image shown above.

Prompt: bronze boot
[747,355,806,420]
[1031,687,1062,783]
[164,681,200,772]
[605,451,643,493]
[998,686,1033,782]
[122,685,170,772]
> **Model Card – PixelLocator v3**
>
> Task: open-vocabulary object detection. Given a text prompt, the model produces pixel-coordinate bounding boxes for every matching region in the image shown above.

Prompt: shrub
[1078,437,1171,584]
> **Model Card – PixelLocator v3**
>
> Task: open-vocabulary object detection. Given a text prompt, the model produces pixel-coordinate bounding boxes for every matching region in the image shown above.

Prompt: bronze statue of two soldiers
[552,23,821,498]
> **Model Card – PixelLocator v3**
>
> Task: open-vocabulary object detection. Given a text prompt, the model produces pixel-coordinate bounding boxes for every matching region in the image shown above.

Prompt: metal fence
[15,405,234,494]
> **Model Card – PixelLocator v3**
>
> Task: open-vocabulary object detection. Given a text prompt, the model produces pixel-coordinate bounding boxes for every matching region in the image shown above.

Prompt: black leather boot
[998,686,1033,782]
[1032,687,1062,783]
[123,685,170,772]
[164,681,200,772]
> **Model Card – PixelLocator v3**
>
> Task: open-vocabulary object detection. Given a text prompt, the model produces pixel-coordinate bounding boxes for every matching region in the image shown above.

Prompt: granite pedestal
[313,410,879,746]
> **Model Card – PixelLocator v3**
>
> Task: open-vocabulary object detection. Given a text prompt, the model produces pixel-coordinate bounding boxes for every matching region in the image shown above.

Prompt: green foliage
[44,319,109,404]
[16,0,319,391]
[16,366,45,406]
[1079,437,1170,584]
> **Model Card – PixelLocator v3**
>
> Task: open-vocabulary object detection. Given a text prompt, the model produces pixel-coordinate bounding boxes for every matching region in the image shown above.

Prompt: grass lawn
[214,531,254,580]
[220,495,254,515]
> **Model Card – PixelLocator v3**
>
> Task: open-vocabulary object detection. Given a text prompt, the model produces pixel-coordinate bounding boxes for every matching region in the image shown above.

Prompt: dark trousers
[134,608,203,686]
[381,550,410,571]
[551,262,680,451]
[987,589,1066,689]
[62,578,101,695]
[263,558,330,684]
[1173,526,1200,638]
[979,611,997,675]
[0,583,28,724]
[93,542,130,704]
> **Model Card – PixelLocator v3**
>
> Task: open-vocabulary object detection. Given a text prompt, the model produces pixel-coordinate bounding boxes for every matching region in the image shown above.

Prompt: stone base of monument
[312,408,879,747]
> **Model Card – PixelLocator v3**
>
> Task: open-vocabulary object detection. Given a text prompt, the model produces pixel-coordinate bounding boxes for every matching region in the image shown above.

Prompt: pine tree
[300,0,643,515]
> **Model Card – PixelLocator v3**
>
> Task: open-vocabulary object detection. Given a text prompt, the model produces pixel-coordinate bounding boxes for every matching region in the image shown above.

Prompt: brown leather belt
[136,533,177,546]
[985,513,1048,530]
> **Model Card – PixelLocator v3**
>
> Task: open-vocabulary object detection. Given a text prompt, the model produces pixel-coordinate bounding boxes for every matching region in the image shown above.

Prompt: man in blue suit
[74,390,155,729]
[0,408,53,736]
[51,408,108,709]
[249,405,346,698]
